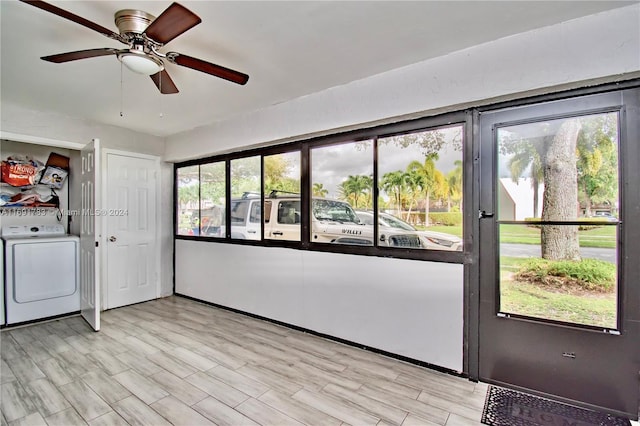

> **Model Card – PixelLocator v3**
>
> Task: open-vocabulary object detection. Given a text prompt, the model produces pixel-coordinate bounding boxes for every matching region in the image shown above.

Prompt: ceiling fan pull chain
[120,62,124,117]
[159,72,164,118]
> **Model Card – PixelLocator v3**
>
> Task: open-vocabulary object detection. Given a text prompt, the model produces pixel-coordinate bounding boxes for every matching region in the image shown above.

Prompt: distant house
[498,178,544,220]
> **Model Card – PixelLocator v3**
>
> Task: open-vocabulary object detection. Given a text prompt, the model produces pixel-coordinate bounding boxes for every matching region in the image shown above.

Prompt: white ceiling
[1,1,635,138]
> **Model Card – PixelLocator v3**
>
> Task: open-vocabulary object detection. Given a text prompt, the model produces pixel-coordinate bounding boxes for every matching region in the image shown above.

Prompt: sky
[179,126,464,200]
[311,126,463,198]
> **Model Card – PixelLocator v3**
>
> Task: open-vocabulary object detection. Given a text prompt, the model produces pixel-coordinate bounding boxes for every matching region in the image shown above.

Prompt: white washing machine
[3,224,80,325]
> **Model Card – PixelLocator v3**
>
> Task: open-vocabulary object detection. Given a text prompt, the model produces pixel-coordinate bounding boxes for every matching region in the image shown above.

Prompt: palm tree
[406,155,447,226]
[178,184,200,209]
[446,160,463,212]
[312,182,329,197]
[507,145,543,218]
[381,171,407,214]
[403,168,425,222]
[339,175,372,208]
[576,114,618,217]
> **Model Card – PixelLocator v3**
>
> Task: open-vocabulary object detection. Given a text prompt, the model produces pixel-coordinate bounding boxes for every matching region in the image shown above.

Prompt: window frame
[174,110,471,263]
[490,106,624,331]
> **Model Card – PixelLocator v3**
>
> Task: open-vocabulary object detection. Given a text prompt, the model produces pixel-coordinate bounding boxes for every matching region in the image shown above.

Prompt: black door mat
[481,385,632,426]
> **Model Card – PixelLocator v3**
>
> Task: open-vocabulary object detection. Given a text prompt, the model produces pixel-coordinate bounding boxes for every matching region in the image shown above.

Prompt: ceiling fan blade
[18,1,124,43]
[42,48,118,63]
[168,53,249,85]
[144,3,201,45]
[150,70,179,94]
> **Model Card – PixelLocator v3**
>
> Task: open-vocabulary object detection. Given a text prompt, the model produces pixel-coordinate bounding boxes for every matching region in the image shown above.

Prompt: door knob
[109,236,117,242]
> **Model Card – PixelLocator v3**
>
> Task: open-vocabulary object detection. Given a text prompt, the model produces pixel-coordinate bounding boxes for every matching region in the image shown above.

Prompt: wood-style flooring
[1,296,487,425]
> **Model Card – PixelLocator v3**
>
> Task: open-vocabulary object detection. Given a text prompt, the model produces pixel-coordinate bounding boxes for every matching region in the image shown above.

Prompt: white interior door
[80,139,100,331]
[105,153,159,309]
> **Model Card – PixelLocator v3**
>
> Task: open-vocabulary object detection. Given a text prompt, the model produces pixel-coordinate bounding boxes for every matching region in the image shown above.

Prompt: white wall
[165,4,640,161]
[1,103,165,156]
[499,178,544,220]
[0,104,173,297]
[176,241,464,371]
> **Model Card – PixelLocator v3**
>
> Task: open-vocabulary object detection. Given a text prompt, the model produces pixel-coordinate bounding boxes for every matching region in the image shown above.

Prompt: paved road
[500,243,616,263]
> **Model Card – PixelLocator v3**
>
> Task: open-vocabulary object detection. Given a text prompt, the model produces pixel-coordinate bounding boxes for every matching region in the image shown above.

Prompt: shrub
[428,212,462,226]
[404,212,462,226]
[514,258,615,292]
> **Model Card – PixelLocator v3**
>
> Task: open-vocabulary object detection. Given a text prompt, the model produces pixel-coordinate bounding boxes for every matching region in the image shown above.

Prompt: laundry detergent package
[1,156,44,187]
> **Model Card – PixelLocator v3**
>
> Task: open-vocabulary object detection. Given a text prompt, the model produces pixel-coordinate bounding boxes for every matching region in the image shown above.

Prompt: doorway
[104,151,160,309]
[477,89,639,417]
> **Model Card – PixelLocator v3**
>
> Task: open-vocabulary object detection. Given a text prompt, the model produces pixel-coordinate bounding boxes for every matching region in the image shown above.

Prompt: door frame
[467,80,640,380]
[471,87,640,418]
[101,149,162,310]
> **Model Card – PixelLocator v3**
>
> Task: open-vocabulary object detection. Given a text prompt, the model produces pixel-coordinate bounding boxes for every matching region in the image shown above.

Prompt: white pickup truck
[209,193,422,248]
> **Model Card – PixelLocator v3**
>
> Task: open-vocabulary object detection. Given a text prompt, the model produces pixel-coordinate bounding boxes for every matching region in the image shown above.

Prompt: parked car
[225,192,422,247]
[355,210,462,251]
[198,205,225,236]
[591,211,617,222]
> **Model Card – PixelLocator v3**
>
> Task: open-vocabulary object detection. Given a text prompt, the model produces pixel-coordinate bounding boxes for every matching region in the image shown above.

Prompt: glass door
[478,88,639,418]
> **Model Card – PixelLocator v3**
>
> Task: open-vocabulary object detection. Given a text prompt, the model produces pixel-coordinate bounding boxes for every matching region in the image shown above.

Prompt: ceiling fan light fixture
[118,51,164,75]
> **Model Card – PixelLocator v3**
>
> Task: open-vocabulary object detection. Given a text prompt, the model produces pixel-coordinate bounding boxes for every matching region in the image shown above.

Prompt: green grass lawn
[498,224,616,248]
[423,224,616,248]
[499,256,617,329]
[417,220,618,328]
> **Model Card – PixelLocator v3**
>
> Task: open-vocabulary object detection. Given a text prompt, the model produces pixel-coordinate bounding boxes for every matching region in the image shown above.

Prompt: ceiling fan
[19,0,249,94]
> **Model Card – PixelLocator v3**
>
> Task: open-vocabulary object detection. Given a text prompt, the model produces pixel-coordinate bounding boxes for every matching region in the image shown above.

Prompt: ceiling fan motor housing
[114,9,155,35]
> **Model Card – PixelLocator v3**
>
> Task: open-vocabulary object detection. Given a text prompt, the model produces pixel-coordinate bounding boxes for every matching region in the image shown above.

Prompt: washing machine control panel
[1,224,66,238]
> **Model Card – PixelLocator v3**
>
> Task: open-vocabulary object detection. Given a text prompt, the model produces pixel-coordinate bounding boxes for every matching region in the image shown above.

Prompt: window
[264,151,301,197]
[378,125,463,251]
[277,200,300,224]
[199,162,225,237]
[310,141,374,246]
[174,112,467,262]
[230,156,261,240]
[231,199,249,226]
[496,112,619,328]
[176,165,199,236]
[264,151,301,241]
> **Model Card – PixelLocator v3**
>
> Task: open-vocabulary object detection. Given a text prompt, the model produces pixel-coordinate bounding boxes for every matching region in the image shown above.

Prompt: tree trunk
[406,199,414,222]
[424,193,430,226]
[584,197,592,217]
[532,175,539,218]
[541,120,581,261]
